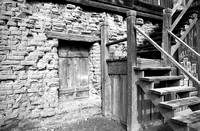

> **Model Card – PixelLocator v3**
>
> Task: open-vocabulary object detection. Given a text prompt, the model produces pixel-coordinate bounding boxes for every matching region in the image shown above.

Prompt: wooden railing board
[168,29,200,58]
[171,17,198,56]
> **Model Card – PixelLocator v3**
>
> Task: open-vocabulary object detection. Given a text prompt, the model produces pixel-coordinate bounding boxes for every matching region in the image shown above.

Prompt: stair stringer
[137,80,189,131]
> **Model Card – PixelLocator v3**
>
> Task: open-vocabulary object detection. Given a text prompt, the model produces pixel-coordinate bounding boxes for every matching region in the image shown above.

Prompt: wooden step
[159,96,200,110]
[150,86,196,95]
[171,110,200,126]
[139,75,183,82]
[134,66,171,71]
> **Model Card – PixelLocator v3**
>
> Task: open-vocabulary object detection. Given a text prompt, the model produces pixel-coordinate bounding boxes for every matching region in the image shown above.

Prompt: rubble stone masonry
[0,0,158,129]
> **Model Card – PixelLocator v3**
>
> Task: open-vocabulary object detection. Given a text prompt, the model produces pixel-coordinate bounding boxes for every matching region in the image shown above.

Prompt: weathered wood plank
[134,66,171,71]
[160,96,200,110]
[46,31,100,43]
[140,76,183,82]
[172,110,200,126]
[65,0,163,20]
[150,86,196,95]
[107,61,127,75]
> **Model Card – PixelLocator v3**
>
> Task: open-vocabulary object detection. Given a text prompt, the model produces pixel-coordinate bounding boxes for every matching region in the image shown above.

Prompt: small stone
[66,4,76,9]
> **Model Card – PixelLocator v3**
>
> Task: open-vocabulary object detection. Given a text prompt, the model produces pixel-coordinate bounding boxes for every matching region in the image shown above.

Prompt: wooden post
[162,8,172,66]
[197,19,200,97]
[126,10,140,131]
[100,21,111,116]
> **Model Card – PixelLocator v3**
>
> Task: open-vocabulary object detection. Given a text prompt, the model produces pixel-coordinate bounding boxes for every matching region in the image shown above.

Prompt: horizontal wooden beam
[65,0,163,20]
[46,31,100,43]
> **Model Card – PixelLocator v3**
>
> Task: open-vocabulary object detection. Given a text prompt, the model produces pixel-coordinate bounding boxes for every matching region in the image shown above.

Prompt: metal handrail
[134,25,200,85]
[168,30,200,58]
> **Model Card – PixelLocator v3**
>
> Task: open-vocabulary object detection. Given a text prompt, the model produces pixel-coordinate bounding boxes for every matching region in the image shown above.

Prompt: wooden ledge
[46,31,100,43]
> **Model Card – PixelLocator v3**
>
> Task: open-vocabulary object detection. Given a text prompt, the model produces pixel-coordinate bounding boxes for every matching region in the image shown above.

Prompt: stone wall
[0,0,159,129]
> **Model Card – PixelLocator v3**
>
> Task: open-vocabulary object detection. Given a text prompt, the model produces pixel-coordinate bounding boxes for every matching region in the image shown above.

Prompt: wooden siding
[110,75,127,124]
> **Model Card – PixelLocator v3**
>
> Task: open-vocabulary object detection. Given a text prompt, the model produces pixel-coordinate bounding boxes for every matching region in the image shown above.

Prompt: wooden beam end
[127,10,137,17]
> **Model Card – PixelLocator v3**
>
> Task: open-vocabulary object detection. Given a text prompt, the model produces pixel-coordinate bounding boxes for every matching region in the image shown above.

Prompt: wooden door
[58,43,90,101]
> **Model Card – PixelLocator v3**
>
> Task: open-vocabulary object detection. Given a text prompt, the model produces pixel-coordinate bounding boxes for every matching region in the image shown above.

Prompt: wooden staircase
[136,66,200,131]
[100,0,200,130]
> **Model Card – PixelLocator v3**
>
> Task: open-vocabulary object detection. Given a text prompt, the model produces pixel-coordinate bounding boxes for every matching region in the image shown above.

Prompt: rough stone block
[7,56,24,60]
[27,88,38,93]
[26,46,35,52]
[1,11,14,16]
[0,75,17,80]
[9,27,18,31]
[1,60,20,65]
[11,51,28,56]
[7,20,17,26]
[7,112,18,119]
[30,110,40,118]
[41,109,55,117]
[0,114,4,126]
[18,22,27,27]
[29,74,43,79]
[14,88,26,94]
[21,61,36,66]
[0,95,6,100]
[10,31,21,35]
[6,90,13,95]
[13,65,24,71]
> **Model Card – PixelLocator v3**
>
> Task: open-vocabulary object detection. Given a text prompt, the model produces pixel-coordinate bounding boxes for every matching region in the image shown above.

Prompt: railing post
[100,21,111,116]
[126,10,140,131]
[162,8,172,66]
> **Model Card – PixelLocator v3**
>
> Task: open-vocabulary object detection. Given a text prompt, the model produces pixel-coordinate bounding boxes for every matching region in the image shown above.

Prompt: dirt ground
[21,117,126,131]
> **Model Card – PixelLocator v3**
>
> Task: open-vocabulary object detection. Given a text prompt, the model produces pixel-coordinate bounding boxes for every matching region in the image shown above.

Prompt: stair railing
[134,25,200,86]
[168,29,200,58]
[171,16,198,55]
[170,0,195,31]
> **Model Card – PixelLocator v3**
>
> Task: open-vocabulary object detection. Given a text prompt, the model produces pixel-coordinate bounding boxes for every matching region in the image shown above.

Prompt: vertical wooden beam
[196,19,200,97]
[162,8,172,66]
[100,21,111,116]
[126,10,140,131]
